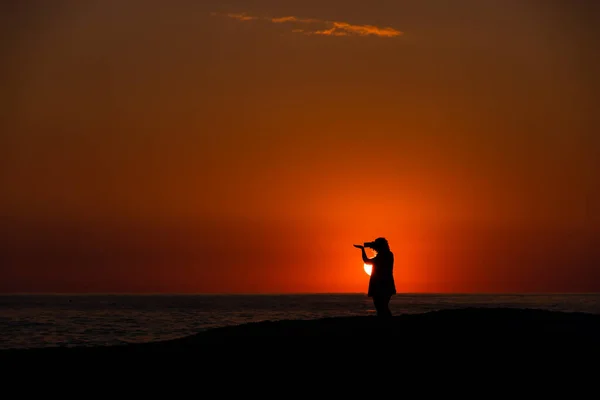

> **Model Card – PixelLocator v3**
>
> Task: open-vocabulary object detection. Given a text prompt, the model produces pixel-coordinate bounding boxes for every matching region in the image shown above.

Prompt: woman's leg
[373,295,393,317]
[372,296,383,316]
[382,295,392,317]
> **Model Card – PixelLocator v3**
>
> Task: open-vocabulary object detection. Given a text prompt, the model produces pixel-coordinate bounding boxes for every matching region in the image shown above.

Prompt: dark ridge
[3,307,600,356]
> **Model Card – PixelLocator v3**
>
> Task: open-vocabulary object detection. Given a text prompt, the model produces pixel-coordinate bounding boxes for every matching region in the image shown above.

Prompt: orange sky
[1,0,598,293]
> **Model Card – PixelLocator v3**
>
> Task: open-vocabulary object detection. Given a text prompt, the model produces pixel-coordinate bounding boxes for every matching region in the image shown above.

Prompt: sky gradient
[1,0,599,293]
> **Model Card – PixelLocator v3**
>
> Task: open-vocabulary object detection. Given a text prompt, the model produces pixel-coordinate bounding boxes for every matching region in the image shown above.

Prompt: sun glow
[363,263,372,276]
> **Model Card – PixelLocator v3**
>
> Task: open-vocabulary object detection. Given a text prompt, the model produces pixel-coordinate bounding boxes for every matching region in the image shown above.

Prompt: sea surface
[1,293,599,350]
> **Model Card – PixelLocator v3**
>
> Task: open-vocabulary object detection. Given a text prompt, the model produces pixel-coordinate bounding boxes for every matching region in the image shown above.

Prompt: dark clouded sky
[1,0,598,293]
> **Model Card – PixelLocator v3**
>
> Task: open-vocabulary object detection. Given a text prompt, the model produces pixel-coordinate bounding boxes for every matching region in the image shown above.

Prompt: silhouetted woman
[354,237,396,318]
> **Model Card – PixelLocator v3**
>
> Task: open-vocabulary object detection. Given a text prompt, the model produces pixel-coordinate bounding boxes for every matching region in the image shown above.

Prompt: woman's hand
[353,244,364,249]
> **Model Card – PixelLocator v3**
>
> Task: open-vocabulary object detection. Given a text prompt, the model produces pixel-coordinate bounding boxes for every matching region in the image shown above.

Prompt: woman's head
[365,237,390,253]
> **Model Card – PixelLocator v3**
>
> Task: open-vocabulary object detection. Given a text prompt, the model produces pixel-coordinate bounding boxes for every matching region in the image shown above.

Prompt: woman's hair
[373,237,390,252]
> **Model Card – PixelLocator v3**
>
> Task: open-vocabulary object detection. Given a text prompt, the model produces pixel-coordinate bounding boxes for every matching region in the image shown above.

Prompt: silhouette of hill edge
[3,307,600,355]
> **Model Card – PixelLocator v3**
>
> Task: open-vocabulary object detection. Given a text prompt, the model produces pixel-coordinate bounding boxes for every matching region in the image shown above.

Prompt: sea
[1,293,599,350]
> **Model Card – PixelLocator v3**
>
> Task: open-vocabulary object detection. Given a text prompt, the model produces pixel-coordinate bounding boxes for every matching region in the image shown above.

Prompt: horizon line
[1,292,598,296]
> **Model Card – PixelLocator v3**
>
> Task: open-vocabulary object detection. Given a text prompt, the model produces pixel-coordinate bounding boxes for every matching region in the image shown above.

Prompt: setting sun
[364,263,372,276]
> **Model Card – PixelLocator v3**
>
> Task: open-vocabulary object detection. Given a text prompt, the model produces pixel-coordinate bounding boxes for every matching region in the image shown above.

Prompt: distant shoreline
[1,292,598,296]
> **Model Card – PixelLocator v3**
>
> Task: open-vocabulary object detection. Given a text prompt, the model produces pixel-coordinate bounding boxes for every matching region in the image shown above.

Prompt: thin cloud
[226,13,258,21]
[272,16,297,23]
[312,28,348,37]
[271,16,322,24]
[212,12,403,38]
[328,22,401,37]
